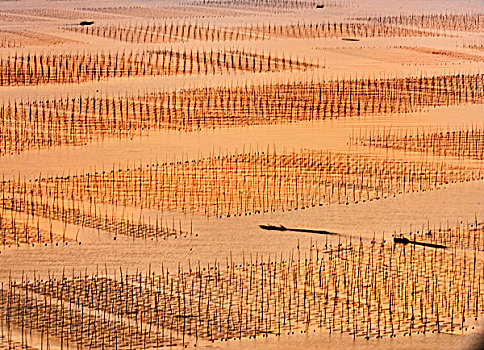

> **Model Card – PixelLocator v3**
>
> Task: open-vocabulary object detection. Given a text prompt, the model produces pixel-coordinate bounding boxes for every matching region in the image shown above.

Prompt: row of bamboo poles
[190,0,318,9]
[74,6,250,19]
[465,43,484,51]
[1,238,482,348]
[0,49,315,87]
[0,195,191,247]
[404,47,484,63]
[0,30,68,49]
[4,150,481,218]
[3,8,113,21]
[0,209,63,247]
[64,21,441,44]
[351,126,484,160]
[2,73,483,156]
[358,13,484,32]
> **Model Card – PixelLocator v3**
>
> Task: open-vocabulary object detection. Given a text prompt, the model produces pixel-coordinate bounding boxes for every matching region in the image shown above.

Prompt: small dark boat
[79,21,94,26]
[342,38,360,42]
[393,236,410,244]
[259,224,336,235]
[259,224,287,231]
[393,236,446,249]
[316,4,325,8]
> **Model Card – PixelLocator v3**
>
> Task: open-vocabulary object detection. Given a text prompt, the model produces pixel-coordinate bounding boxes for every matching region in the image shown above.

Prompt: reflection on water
[203,325,484,350]
[0,103,482,277]
[0,179,482,281]
[1,103,482,180]
[0,0,483,348]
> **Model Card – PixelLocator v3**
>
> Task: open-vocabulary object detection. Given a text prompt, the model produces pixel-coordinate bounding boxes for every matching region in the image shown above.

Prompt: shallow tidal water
[1,0,484,348]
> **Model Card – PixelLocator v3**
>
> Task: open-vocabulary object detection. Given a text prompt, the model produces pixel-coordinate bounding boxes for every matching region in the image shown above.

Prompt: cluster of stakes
[1,73,483,156]
[64,22,268,43]
[351,126,484,161]
[3,8,114,21]
[0,173,194,246]
[1,137,482,245]
[0,49,315,87]
[0,197,190,247]
[0,238,482,348]
[1,3,483,349]
[75,6,249,19]
[358,13,484,32]
[190,0,320,9]
[0,208,64,247]
[2,150,481,220]
[0,13,44,24]
[63,21,440,44]
[404,47,484,63]
[465,43,484,51]
[0,30,70,49]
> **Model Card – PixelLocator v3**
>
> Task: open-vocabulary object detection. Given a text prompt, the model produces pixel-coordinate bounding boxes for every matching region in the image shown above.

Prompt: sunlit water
[0,0,484,348]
